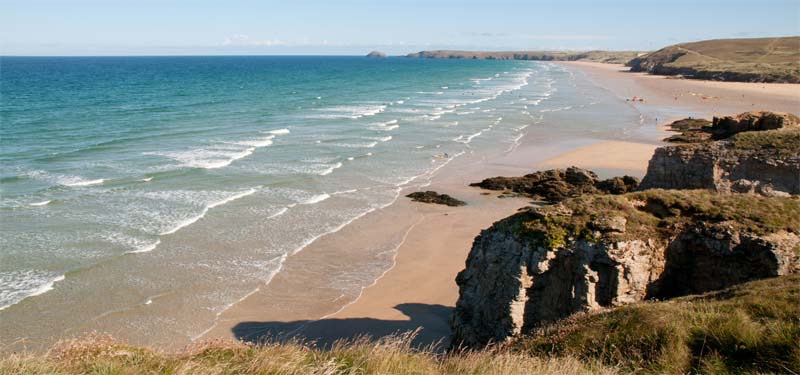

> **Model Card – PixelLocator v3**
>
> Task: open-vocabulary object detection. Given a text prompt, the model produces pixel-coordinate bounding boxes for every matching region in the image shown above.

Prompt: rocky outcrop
[366,51,387,58]
[470,167,639,203]
[451,190,800,349]
[711,111,799,137]
[640,128,800,195]
[664,111,799,143]
[406,191,466,206]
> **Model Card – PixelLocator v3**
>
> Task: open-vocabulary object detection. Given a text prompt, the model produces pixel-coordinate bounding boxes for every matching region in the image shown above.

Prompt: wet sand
[200,61,799,350]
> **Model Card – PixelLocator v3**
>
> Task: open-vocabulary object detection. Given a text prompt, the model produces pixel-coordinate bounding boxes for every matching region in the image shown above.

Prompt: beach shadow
[231,303,453,351]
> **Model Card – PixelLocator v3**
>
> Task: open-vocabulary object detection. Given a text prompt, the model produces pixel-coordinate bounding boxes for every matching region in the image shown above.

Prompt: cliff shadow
[231,303,453,352]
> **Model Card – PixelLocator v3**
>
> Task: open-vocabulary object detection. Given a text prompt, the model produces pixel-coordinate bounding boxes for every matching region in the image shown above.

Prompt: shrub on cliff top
[731,127,800,157]
[518,189,800,248]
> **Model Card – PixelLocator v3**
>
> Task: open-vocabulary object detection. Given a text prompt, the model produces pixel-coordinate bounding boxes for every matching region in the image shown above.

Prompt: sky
[1,0,799,56]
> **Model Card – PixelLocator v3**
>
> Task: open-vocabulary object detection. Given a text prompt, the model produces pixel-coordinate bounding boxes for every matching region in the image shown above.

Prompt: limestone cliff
[451,190,800,349]
[639,128,800,195]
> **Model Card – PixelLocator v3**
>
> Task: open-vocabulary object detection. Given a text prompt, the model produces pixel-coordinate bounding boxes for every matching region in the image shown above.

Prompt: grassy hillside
[627,37,800,82]
[405,50,640,64]
[4,276,798,374]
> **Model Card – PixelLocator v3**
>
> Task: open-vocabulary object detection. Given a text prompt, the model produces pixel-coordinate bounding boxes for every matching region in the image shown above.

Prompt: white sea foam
[310,104,387,119]
[63,178,105,187]
[365,136,392,142]
[0,271,65,311]
[236,137,274,148]
[507,133,525,152]
[319,162,343,176]
[329,142,378,148]
[29,200,51,206]
[128,239,161,254]
[151,147,255,169]
[267,207,289,219]
[300,193,330,205]
[454,128,490,144]
[28,275,64,297]
[375,119,398,126]
[266,128,290,135]
[161,188,257,235]
[209,188,257,209]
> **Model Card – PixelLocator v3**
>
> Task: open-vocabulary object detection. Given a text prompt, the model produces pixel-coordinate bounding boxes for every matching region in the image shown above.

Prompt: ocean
[0,56,645,346]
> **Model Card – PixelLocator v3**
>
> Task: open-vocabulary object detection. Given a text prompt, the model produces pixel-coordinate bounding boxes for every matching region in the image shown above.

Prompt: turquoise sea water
[0,56,644,345]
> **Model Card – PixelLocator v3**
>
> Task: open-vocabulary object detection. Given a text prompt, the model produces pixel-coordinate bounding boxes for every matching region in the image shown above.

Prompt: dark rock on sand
[470,167,640,202]
[406,191,466,206]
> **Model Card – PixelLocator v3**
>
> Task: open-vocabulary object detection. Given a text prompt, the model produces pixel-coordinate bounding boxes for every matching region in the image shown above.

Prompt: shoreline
[6,60,790,353]
[197,61,798,349]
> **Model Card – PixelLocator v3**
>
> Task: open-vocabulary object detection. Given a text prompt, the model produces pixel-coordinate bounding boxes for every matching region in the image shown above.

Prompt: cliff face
[451,191,800,349]
[639,128,800,196]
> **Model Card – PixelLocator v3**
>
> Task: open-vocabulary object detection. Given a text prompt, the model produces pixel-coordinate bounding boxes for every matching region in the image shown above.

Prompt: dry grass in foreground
[1,331,614,375]
[3,276,798,374]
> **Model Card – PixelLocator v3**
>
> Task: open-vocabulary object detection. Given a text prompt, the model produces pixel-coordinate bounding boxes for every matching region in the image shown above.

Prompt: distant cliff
[627,37,800,83]
[406,50,640,64]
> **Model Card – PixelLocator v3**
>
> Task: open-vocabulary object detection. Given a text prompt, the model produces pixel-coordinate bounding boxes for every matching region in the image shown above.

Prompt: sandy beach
[199,62,799,350]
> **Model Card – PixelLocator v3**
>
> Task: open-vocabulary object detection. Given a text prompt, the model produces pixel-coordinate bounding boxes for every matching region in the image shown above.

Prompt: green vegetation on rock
[518,189,800,248]
[731,127,800,157]
[515,275,800,374]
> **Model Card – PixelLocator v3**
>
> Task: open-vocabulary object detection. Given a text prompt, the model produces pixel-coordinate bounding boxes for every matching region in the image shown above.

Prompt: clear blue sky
[2,0,798,55]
